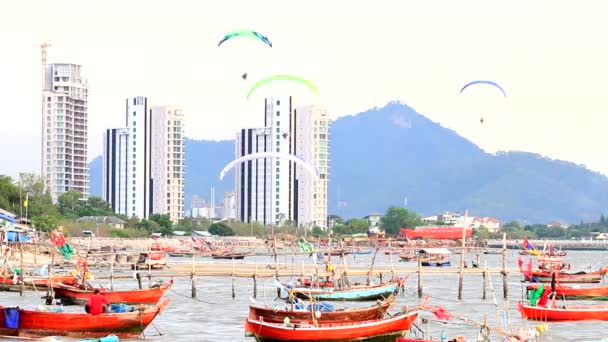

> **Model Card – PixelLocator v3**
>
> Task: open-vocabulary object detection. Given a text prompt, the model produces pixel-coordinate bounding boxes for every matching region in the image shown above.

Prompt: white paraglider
[219,152,320,180]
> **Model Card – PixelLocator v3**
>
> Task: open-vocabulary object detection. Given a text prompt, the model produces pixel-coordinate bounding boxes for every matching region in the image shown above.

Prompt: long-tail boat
[244,309,418,341]
[211,252,247,259]
[523,268,607,283]
[0,299,170,338]
[292,279,405,301]
[0,274,78,292]
[526,283,608,300]
[248,296,394,324]
[518,302,608,321]
[53,280,172,305]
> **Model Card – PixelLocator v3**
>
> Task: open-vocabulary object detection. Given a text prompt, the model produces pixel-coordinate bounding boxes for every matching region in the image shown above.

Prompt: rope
[168,288,218,305]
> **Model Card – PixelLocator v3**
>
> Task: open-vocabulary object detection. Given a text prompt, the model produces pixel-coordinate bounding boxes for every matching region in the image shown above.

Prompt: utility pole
[40,43,51,185]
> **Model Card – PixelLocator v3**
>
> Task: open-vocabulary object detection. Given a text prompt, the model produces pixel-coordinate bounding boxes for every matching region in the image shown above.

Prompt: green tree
[209,222,235,236]
[149,214,173,235]
[58,190,84,217]
[380,206,423,235]
[0,175,19,212]
[137,219,160,232]
[311,226,326,236]
[473,226,492,239]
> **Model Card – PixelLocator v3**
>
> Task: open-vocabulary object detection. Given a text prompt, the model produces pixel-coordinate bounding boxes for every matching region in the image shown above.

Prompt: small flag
[23,200,28,208]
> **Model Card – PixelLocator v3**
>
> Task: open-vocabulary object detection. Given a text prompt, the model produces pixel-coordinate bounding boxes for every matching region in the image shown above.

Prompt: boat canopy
[418,248,451,255]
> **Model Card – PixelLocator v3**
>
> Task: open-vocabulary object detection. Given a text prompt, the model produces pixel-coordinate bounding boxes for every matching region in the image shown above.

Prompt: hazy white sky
[1,0,607,177]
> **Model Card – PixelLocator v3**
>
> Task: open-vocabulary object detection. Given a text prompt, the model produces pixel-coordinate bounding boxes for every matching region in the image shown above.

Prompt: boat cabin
[132,252,167,270]
[418,248,451,267]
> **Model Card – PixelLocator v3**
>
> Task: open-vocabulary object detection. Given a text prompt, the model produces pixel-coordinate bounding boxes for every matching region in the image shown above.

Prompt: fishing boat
[0,299,170,338]
[351,249,373,255]
[518,302,608,321]
[211,252,247,259]
[0,274,79,292]
[131,252,167,270]
[299,278,335,288]
[323,250,350,256]
[523,268,607,283]
[399,253,416,261]
[419,248,451,267]
[248,296,394,324]
[526,283,608,300]
[244,309,418,341]
[53,280,172,305]
[400,226,471,240]
[292,280,405,301]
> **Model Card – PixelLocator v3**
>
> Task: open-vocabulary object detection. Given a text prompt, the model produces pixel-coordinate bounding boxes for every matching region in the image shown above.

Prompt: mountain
[88,102,608,223]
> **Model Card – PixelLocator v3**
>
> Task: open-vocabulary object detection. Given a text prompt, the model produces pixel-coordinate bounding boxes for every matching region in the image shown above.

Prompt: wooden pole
[367,247,379,286]
[502,232,508,299]
[19,243,24,296]
[231,256,236,299]
[110,254,114,291]
[273,236,279,298]
[482,269,487,300]
[339,239,349,286]
[136,272,143,290]
[417,255,423,298]
[48,248,56,302]
[458,211,467,300]
[253,263,258,299]
[191,252,197,298]
[388,238,395,280]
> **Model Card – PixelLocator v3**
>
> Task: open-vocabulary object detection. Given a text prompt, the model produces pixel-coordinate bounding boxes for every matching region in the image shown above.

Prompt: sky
[1,0,607,178]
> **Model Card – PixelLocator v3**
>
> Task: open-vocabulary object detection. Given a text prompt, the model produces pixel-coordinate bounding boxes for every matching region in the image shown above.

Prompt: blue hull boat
[292,280,404,301]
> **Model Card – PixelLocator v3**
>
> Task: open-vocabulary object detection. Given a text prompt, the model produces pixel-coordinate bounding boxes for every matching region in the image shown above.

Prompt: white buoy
[284,317,291,325]
[315,311,322,319]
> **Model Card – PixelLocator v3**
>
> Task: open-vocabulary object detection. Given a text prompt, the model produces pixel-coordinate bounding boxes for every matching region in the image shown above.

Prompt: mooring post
[417,255,423,298]
[502,232,508,299]
[191,251,197,298]
[458,215,467,300]
[19,243,24,296]
[482,269,487,300]
[110,254,115,291]
[232,256,236,299]
[253,263,258,299]
[136,272,143,290]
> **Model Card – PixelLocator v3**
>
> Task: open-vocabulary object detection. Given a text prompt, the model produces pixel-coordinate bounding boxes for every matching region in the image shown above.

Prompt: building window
[133,134,136,139]
[276,161,279,166]
[275,201,279,205]
[276,128,280,133]
[276,181,279,186]
[133,128,136,132]
[276,111,280,116]
[133,121,136,126]
[276,141,280,146]
[132,200,136,204]
[276,121,280,126]
[276,148,280,152]
[133,111,136,116]
[276,100,280,105]
[133,167,136,171]
[276,168,280,172]
[132,187,136,191]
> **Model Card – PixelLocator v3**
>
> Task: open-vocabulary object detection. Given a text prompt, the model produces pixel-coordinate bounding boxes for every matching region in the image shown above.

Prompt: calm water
[1,250,608,341]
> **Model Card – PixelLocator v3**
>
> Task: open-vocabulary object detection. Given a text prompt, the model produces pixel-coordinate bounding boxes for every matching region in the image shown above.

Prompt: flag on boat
[523,239,540,256]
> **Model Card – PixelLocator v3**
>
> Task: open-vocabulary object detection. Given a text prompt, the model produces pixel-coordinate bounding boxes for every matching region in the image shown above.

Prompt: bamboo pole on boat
[502,232,508,299]
[339,239,349,286]
[388,238,395,280]
[231,256,236,299]
[417,254,423,298]
[47,248,56,303]
[273,235,279,298]
[458,211,467,300]
[482,267,487,300]
[136,272,142,289]
[191,251,197,298]
[367,246,379,286]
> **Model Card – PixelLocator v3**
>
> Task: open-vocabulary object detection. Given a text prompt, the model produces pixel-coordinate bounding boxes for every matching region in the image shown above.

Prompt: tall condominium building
[42,63,89,202]
[150,106,185,223]
[103,99,184,222]
[236,96,329,228]
[295,105,330,229]
[102,96,152,219]
[222,192,237,220]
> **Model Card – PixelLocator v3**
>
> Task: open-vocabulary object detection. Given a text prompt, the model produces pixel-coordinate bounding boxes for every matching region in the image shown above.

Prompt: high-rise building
[102,96,152,219]
[102,99,184,222]
[235,96,329,228]
[150,106,185,223]
[222,192,237,220]
[42,63,89,202]
[295,105,330,229]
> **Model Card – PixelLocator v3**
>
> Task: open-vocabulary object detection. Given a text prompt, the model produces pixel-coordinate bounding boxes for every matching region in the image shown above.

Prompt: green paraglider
[246,75,320,99]
[218,30,272,48]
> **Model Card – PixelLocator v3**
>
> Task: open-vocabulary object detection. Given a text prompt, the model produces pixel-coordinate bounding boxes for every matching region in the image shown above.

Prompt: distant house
[363,213,383,233]
[471,217,501,232]
[548,221,569,229]
[76,216,127,230]
[422,215,438,224]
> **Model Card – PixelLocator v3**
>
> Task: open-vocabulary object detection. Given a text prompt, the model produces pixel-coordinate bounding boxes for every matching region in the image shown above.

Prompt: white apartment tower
[150,106,185,223]
[103,100,184,222]
[42,63,89,202]
[295,105,330,229]
[236,96,329,228]
[102,96,152,219]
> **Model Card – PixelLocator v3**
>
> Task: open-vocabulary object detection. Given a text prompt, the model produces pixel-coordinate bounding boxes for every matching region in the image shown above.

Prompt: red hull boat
[53,281,172,305]
[0,299,169,338]
[524,269,607,283]
[527,283,608,300]
[400,227,471,240]
[244,310,418,341]
[0,275,78,292]
[518,302,608,321]
[248,297,393,324]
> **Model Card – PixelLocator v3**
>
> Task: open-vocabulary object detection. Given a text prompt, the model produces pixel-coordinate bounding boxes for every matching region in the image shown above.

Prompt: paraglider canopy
[218,30,272,48]
[219,152,320,180]
[459,80,506,97]
[246,75,319,99]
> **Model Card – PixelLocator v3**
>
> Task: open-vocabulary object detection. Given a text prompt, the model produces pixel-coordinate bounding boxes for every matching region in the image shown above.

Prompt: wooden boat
[300,278,335,288]
[53,281,172,305]
[211,252,247,259]
[248,297,394,324]
[292,280,405,301]
[518,302,608,321]
[131,252,167,270]
[351,250,373,255]
[0,275,78,292]
[323,250,350,256]
[526,283,608,300]
[0,299,170,338]
[524,269,607,283]
[244,309,418,341]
